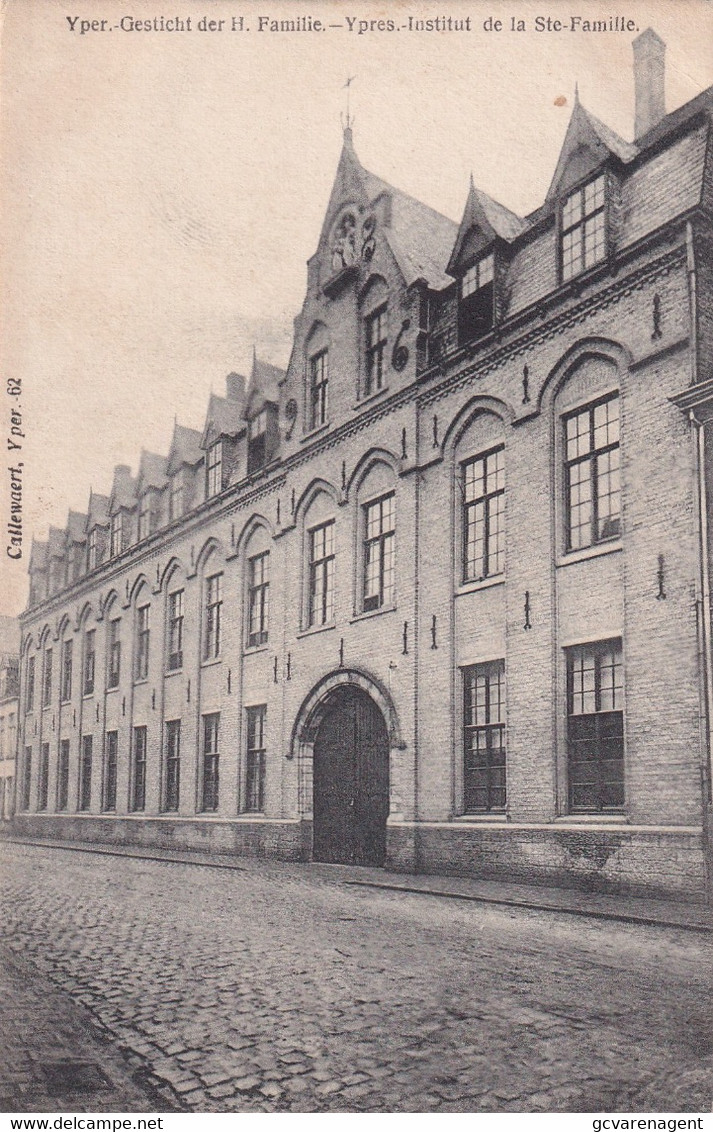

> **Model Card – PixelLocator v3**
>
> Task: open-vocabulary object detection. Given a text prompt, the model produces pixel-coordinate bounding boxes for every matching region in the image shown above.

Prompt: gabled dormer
[547,92,638,284]
[47,526,66,596]
[447,178,524,346]
[166,423,203,520]
[136,450,168,540]
[108,466,137,559]
[200,373,246,500]
[28,539,48,607]
[245,354,284,475]
[85,491,110,573]
[65,510,87,586]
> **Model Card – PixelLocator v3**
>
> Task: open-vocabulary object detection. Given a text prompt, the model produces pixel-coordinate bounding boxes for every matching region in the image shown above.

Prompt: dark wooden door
[312,687,389,866]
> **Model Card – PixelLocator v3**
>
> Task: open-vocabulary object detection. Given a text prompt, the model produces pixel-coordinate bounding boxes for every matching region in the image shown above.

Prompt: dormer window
[138,495,151,541]
[310,350,329,430]
[459,253,494,344]
[169,472,183,521]
[110,512,123,558]
[561,174,606,282]
[248,410,268,474]
[206,441,223,499]
[365,305,388,396]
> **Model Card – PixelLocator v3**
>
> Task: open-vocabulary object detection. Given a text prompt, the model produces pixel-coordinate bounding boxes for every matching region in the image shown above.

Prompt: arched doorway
[312,685,389,866]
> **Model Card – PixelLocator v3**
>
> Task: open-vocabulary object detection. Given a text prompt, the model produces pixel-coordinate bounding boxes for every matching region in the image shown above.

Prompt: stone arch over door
[291,668,403,866]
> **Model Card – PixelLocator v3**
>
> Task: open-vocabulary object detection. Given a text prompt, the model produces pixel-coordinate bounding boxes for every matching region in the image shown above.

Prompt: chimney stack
[633,28,666,139]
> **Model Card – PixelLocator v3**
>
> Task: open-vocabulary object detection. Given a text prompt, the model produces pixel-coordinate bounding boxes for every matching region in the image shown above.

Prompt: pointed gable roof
[245,354,285,417]
[447,177,525,275]
[547,95,639,201]
[317,128,458,291]
[137,450,168,493]
[29,539,48,572]
[66,511,87,544]
[109,465,137,513]
[47,526,65,559]
[85,491,110,532]
[166,423,203,476]
[201,392,246,449]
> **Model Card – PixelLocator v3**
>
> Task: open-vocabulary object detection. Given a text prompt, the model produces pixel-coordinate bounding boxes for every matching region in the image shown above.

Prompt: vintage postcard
[1,0,712,1119]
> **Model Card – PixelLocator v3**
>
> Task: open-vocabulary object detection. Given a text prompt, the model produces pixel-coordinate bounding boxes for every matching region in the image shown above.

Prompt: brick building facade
[13,31,713,903]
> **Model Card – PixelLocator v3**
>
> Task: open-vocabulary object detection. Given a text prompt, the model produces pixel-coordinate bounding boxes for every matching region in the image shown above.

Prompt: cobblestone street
[1,841,711,1113]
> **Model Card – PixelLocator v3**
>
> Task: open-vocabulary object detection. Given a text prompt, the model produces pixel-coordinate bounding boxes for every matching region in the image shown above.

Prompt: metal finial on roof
[574,81,580,104]
[341,75,357,136]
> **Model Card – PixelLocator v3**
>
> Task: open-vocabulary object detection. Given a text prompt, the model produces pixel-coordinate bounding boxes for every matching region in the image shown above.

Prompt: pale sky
[2,0,712,616]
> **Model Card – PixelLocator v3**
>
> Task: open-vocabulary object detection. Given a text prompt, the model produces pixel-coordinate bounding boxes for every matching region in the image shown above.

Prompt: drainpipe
[692,409,713,809]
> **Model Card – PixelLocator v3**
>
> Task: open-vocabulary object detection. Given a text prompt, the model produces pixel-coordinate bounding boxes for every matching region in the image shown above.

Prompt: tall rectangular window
[363,494,395,612]
[57,739,70,811]
[25,656,35,714]
[309,522,335,627]
[79,735,92,811]
[365,305,388,396]
[248,552,270,646]
[22,748,31,811]
[42,649,53,708]
[463,447,505,582]
[164,720,181,812]
[169,473,183,521]
[202,713,220,813]
[247,410,268,474]
[103,731,118,812]
[204,573,222,660]
[463,661,506,812]
[245,706,266,813]
[38,743,50,811]
[61,640,73,703]
[87,527,98,571]
[138,495,151,541]
[567,640,624,812]
[561,175,606,283]
[310,350,329,430]
[132,726,147,812]
[206,441,223,498]
[107,619,121,689]
[565,393,620,551]
[459,252,495,343]
[135,605,150,682]
[83,629,96,696]
[110,512,123,558]
[167,590,184,671]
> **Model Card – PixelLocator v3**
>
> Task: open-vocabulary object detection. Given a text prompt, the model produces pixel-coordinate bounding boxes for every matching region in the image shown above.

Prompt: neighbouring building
[12,31,713,903]
[0,616,20,820]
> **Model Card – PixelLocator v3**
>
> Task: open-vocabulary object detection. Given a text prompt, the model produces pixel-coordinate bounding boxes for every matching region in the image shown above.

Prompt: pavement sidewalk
[0,947,182,1113]
[3,833,710,933]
